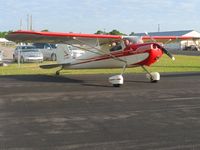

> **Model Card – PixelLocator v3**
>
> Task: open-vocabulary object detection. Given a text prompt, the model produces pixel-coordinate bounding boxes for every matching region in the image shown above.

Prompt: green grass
[0,54,200,75]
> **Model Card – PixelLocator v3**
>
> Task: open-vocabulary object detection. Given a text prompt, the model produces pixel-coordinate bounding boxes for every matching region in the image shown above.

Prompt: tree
[95,30,106,34]
[0,32,7,38]
[109,29,126,35]
[0,31,12,38]
[41,29,49,32]
[129,32,135,36]
[95,29,127,35]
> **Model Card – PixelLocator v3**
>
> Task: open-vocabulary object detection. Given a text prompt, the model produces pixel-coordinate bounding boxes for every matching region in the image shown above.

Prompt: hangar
[135,30,200,51]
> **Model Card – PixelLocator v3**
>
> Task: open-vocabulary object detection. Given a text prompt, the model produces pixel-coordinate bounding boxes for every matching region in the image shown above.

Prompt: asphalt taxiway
[0,73,200,150]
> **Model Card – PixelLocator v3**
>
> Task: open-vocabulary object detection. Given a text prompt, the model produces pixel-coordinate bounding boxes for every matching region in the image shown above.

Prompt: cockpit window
[124,36,144,45]
[110,42,122,52]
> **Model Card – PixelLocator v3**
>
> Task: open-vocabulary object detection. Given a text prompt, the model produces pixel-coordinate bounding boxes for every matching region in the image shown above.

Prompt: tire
[51,54,57,61]
[150,79,158,83]
[113,84,121,87]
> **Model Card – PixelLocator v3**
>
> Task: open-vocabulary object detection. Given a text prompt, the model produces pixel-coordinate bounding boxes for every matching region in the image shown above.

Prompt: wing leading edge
[6,30,123,44]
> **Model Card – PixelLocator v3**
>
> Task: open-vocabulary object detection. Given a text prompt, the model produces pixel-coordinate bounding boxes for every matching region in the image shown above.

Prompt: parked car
[183,45,200,51]
[13,45,43,63]
[32,43,57,61]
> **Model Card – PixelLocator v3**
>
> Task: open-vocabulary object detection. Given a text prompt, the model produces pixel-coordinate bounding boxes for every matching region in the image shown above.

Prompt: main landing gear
[109,64,126,87]
[142,66,160,83]
[109,74,124,87]
[109,65,160,87]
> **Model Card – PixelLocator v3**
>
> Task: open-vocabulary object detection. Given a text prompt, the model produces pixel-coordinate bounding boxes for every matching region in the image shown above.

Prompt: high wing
[6,30,194,46]
[6,30,123,46]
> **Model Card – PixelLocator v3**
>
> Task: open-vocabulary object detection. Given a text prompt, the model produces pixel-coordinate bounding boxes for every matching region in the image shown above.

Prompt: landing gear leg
[56,65,63,76]
[142,66,160,83]
[109,64,127,87]
[121,64,127,75]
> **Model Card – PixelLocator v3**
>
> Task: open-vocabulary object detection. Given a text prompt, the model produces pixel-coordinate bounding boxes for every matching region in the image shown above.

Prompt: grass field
[0,54,200,75]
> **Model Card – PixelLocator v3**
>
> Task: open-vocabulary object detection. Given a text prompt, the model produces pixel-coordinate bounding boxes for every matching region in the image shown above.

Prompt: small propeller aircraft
[6,30,192,87]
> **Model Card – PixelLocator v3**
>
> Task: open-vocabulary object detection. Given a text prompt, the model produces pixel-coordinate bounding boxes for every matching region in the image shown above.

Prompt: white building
[134,30,200,50]
[0,38,14,46]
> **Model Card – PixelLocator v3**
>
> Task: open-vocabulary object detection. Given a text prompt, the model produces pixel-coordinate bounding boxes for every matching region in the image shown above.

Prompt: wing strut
[69,38,127,64]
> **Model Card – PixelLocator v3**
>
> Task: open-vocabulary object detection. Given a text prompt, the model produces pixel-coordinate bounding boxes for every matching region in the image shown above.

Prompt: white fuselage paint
[63,52,149,69]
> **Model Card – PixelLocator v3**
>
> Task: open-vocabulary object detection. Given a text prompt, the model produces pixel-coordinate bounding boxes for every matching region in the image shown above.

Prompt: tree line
[95,29,135,36]
[0,32,9,38]
[0,31,13,38]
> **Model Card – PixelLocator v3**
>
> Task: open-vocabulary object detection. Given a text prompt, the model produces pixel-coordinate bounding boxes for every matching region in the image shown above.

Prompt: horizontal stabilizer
[40,64,61,69]
[40,63,70,69]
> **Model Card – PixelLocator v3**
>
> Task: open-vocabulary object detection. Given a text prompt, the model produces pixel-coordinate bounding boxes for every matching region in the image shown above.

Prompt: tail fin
[56,44,73,64]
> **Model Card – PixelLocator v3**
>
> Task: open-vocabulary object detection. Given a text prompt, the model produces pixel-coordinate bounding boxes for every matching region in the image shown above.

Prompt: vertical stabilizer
[56,44,72,64]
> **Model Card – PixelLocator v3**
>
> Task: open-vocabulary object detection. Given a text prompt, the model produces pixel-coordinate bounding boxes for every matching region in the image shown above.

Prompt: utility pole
[103,28,106,34]
[158,24,160,32]
[27,14,29,30]
[30,14,33,31]
[20,19,22,30]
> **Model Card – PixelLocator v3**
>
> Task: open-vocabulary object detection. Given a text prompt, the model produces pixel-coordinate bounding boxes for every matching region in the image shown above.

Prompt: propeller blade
[157,44,175,61]
[162,47,175,60]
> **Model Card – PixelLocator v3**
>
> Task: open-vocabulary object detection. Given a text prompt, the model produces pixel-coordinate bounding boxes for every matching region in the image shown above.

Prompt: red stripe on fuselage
[71,43,163,66]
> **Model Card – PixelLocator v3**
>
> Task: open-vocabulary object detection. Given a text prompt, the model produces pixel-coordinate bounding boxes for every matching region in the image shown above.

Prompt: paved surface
[0,73,200,150]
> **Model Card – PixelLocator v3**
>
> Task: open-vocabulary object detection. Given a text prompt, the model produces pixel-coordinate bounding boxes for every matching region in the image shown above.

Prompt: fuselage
[63,43,163,69]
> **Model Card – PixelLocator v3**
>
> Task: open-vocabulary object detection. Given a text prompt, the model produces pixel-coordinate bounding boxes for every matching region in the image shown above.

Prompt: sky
[1,0,200,34]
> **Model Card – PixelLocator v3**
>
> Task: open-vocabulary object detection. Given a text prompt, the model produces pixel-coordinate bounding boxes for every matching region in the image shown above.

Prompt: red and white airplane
[6,30,192,87]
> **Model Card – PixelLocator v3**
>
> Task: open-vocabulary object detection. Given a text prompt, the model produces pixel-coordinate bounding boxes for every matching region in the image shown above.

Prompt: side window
[44,44,51,49]
[110,42,122,52]
[34,43,45,49]
[15,47,20,53]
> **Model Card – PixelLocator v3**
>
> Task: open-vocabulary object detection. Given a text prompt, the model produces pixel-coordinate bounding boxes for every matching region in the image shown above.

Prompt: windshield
[21,46,36,49]
[124,36,144,44]
[50,44,57,49]
[21,49,39,52]
[17,46,39,52]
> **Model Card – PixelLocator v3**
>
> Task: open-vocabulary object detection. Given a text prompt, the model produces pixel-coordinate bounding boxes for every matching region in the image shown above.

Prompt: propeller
[145,32,175,61]
[156,44,175,61]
